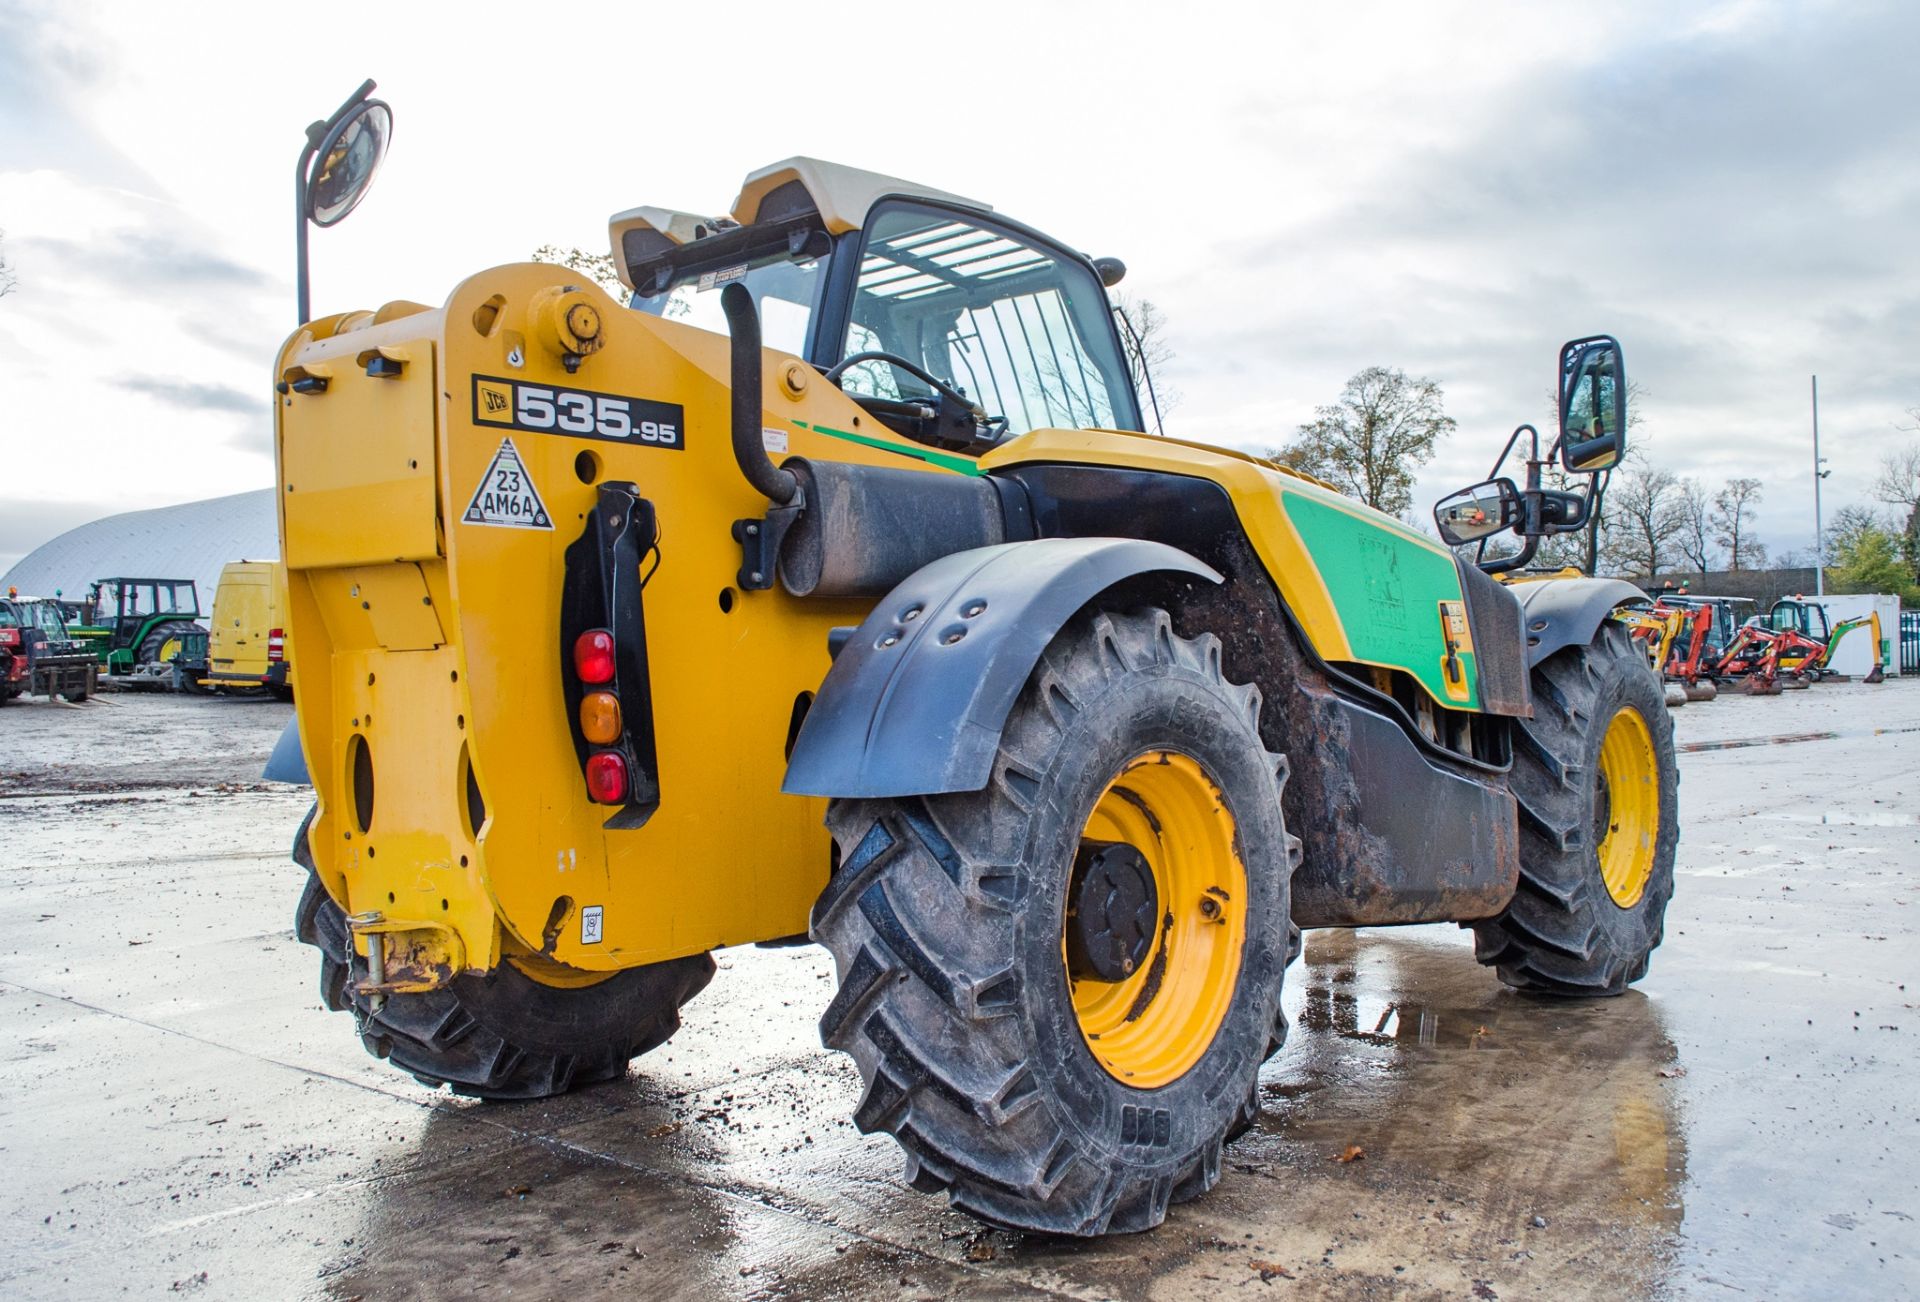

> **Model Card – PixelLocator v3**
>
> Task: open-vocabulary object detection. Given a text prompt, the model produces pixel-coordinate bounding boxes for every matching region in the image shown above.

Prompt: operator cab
[1664,594,1754,659]
[91,578,201,651]
[1769,597,1829,642]
[608,158,1142,452]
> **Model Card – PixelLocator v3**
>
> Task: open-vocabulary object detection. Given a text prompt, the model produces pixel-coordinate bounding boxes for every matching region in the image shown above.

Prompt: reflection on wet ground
[314,932,1695,1301]
[1677,722,1920,752]
[2,684,1917,1299]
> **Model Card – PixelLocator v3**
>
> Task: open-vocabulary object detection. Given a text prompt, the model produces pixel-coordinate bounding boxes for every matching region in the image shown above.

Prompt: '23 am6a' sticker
[472,375,684,450]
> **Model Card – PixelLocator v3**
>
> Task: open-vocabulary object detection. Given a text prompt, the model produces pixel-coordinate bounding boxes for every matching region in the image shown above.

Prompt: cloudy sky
[3,0,1916,572]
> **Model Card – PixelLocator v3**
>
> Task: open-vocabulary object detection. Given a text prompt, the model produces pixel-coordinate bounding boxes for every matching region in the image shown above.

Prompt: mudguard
[263,718,310,784]
[1512,576,1647,666]
[783,537,1221,799]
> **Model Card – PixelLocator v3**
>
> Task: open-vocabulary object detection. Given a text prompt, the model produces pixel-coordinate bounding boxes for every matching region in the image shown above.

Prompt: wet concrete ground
[1,683,1915,1299]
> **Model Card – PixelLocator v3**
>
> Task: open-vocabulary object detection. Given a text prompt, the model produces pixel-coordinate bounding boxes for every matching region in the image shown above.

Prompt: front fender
[1512,576,1647,665]
[782,537,1221,799]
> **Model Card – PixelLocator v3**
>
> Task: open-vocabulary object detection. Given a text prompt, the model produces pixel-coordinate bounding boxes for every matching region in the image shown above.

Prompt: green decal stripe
[791,420,982,475]
[1281,493,1478,709]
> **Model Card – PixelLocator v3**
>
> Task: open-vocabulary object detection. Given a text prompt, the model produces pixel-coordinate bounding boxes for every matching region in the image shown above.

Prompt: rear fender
[782,538,1221,799]
[1513,576,1647,665]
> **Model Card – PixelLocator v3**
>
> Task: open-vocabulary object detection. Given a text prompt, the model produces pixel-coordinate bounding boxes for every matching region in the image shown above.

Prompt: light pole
[1812,375,1831,596]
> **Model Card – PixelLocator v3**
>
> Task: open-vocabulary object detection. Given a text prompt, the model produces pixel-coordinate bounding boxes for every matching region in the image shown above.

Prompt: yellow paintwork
[1618,607,1682,674]
[276,265,1474,978]
[1596,706,1659,908]
[278,266,965,974]
[1068,752,1247,1089]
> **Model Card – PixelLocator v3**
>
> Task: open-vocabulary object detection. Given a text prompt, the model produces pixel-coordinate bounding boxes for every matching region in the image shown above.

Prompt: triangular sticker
[463,438,553,530]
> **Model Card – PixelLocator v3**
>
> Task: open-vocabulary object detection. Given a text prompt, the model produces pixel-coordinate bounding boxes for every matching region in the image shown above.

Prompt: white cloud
[1,0,1916,564]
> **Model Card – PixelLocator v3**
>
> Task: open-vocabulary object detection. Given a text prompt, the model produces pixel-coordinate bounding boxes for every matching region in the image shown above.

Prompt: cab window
[838,203,1137,437]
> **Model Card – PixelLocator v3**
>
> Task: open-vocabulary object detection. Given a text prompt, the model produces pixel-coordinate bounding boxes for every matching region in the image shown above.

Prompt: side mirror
[1434,478,1520,546]
[306,98,392,227]
[1558,335,1626,473]
[294,80,392,323]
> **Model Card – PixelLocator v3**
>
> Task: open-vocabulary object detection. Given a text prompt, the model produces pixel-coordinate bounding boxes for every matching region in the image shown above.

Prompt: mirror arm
[294,79,379,326]
[1584,470,1610,575]
[295,143,316,325]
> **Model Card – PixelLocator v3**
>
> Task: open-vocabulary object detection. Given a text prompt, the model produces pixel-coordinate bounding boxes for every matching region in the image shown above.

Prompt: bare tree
[0,228,16,299]
[1824,502,1889,553]
[1711,477,1767,571]
[1674,476,1714,572]
[531,245,630,305]
[1602,460,1686,578]
[1874,439,1920,509]
[1112,295,1178,429]
[1274,367,1456,516]
[1874,439,1920,579]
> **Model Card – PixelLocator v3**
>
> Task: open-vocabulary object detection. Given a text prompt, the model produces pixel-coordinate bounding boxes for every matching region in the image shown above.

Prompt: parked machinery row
[1,562,293,703]
[1626,591,1887,701]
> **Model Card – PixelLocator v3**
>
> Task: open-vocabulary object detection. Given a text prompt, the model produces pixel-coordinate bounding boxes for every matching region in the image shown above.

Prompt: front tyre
[813,609,1297,1235]
[1474,621,1678,995]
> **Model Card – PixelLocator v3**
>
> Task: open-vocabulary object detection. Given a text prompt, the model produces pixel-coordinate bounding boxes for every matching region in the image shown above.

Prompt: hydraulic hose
[720,282,798,505]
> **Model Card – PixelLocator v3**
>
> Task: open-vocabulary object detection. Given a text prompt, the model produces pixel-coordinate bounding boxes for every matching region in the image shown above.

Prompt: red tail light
[267,629,285,662]
[584,751,628,804]
[573,629,616,684]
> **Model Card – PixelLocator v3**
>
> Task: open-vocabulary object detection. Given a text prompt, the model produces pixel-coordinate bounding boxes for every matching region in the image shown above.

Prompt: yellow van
[205,560,294,697]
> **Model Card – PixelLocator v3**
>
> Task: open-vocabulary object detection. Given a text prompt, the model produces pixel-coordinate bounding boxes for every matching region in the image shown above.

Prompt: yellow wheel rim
[505,949,618,989]
[1595,707,1659,908]
[159,637,183,662]
[1066,751,1247,1089]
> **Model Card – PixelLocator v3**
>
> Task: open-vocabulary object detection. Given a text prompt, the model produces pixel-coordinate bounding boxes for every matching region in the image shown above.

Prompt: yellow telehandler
[269,86,1676,1235]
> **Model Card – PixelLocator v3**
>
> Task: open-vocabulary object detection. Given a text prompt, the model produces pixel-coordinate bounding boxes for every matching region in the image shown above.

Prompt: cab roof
[607,157,989,293]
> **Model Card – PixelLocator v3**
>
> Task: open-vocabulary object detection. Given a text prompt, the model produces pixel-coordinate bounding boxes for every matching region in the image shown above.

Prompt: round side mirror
[307,101,392,228]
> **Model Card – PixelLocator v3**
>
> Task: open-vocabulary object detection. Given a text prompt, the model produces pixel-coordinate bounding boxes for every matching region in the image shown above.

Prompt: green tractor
[77,578,210,691]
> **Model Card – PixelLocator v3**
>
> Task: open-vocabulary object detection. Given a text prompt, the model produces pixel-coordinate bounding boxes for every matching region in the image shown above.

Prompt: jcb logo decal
[471,375,684,451]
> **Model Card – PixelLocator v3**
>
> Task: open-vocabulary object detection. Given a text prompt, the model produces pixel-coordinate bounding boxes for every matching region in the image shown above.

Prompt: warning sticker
[581,905,604,945]
[463,438,553,530]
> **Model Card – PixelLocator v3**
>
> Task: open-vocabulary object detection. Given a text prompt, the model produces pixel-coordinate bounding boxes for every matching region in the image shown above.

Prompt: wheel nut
[1198,895,1221,920]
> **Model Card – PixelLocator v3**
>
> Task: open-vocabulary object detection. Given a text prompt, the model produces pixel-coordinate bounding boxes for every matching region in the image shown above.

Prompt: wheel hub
[1065,841,1159,982]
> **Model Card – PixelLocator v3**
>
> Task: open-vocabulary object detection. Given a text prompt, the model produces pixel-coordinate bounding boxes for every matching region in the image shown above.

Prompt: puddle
[1679,723,1920,753]
[1762,809,1915,827]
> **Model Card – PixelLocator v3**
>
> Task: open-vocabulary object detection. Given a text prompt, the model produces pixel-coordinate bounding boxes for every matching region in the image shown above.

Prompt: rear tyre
[813,609,1297,1235]
[138,620,201,666]
[290,807,714,1100]
[1473,620,1678,996]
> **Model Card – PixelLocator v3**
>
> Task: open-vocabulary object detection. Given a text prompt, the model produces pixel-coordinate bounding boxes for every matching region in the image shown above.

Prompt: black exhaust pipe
[720,282,798,506]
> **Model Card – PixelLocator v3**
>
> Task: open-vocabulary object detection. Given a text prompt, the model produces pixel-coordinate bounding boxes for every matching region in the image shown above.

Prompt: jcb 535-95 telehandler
[269,87,1676,1236]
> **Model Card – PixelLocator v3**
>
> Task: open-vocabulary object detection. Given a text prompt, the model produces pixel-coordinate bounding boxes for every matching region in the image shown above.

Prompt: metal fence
[1903,610,1920,677]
